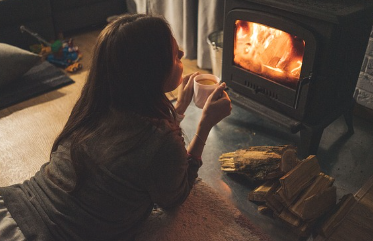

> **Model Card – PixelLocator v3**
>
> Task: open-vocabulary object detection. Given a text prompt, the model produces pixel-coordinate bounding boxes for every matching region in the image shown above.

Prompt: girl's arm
[187,83,232,159]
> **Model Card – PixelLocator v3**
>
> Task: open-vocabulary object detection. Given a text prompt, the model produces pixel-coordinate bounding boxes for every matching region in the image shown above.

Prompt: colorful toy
[20,25,83,73]
[65,62,82,73]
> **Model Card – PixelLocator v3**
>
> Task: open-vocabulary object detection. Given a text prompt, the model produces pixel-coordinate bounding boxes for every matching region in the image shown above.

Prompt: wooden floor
[0,27,210,186]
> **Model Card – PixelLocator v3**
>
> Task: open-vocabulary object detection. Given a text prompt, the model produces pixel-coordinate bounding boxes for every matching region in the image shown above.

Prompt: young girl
[0,14,231,240]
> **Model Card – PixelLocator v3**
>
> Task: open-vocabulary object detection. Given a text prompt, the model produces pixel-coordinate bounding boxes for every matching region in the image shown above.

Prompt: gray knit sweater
[0,111,201,241]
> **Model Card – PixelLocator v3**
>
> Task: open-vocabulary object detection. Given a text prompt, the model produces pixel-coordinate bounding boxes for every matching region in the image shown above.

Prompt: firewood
[300,186,337,220]
[257,205,273,216]
[219,148,281,173]
[219,145,296,181]
[295,219,318,238]
[289,173,335,218]
[274,186,298,207]
[248,179,278,202]
[279,155,321,201]
[264,182,284,214]
[265,197,284,215]
[277,208,303,228]
[316,176,373,240]
[280,147,300,173]
[317,193,357,238]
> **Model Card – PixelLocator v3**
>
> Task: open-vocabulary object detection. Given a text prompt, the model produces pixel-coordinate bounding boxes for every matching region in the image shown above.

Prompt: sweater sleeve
[145,131,202,209]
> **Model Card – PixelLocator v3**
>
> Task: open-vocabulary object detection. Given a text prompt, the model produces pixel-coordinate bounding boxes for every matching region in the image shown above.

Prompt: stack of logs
[219,145,337,238]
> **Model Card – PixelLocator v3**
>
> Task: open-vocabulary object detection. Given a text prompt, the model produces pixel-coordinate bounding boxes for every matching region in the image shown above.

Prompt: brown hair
[51,14,179,186]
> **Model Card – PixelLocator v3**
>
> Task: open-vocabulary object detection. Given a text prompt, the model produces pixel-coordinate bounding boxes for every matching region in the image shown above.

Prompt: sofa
[0,0,127,50]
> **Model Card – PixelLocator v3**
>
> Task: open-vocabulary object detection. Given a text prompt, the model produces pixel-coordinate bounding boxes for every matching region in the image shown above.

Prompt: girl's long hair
[50,14,178,187]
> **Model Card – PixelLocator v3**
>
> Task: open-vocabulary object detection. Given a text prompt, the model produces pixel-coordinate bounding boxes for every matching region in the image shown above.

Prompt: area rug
[0,61,74,110]
[136,179,272,241]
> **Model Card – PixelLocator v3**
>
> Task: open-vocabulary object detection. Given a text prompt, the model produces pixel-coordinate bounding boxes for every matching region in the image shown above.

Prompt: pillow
[0,43,41,87]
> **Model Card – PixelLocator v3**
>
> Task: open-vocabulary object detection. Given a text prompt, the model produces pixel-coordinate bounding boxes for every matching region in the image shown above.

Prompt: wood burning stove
[222,0,373,157]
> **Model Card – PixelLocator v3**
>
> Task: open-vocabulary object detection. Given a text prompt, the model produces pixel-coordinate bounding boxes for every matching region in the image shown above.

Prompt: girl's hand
[174,72,199,115]
[200,83,232,130]
[187,82,231,159]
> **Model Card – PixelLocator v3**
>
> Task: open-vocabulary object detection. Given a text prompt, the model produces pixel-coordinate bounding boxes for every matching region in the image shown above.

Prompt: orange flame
[234,20,305,89]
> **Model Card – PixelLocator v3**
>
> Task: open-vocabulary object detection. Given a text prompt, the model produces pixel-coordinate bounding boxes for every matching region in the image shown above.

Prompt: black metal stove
[222,0,373,157]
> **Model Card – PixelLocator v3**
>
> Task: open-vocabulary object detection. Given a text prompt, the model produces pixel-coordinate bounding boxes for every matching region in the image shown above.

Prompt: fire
[234,20,305,89]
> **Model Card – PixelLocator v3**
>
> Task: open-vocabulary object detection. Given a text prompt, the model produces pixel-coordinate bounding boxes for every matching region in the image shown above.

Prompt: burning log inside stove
[219,147,338,238]
[233,20,305,89]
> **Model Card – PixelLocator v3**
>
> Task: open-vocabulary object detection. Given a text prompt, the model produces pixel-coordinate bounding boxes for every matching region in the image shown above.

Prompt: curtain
[126,0,224,69]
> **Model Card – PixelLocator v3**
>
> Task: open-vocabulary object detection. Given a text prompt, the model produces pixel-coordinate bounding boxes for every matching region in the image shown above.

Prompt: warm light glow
[234,20,305,89]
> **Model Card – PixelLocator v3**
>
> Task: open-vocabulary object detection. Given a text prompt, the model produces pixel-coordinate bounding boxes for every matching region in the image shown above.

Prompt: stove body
[222,0,373,156]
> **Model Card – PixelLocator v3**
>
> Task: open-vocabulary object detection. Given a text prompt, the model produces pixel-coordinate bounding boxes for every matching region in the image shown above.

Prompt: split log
[279,155,320,201]
[264,182,284,214]
[274,186,298,207]
[257,205,273,216]
[219,145,297,181]
[316,176,373,240]
[276,208,302,228]
[280,148,300,173]
[300,185,337,220]
[248,179,278,202]
[244,153,339,239]
[295,219,318,238]
[317,193,357,238]
[289,173,335,219]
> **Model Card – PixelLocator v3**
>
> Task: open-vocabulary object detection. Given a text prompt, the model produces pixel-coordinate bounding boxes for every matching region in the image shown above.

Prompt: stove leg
[343,111,354,135]
[343,99,355,135]
[299,127,324,158]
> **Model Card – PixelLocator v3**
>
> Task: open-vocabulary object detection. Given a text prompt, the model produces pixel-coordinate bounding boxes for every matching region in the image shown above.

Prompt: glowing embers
[234,20,305,89]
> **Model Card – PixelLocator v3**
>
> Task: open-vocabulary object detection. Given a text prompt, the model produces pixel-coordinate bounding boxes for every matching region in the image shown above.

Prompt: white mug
[193,74,220,109]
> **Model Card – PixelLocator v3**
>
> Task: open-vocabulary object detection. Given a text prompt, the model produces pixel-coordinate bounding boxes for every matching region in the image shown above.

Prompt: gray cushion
[0,43,41,87]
